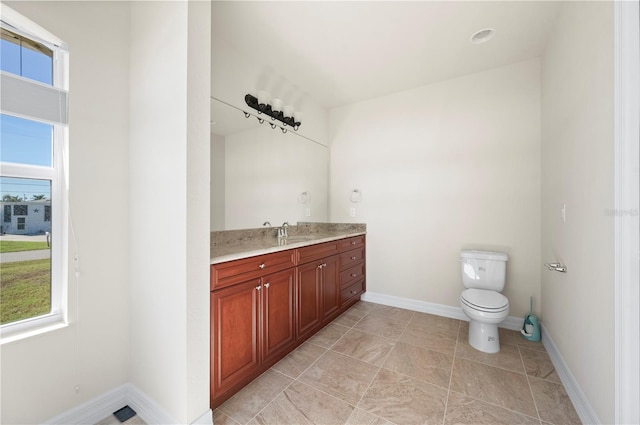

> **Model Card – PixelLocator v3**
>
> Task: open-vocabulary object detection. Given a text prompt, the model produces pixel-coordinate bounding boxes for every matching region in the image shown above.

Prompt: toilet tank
[460,250,508,291]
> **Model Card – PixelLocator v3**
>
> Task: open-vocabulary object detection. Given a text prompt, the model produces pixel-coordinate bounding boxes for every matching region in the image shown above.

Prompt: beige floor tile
[457,324,525,374]
[444,392,540,425]
[306,323,351,348]
[407,313,460,354]
[498,327,522,346]
[333,309,367,328]
[517,336,546,352]
[345,408,395,425]
[359,368,448,425]
[450,357,537,417]
[298,350,379,405]
[520,347,561,383]
[529,377,581,425]
[409,312,461,335]
[218,369,293,424]
[271,342,327,379]
[382,341,453,389]
[368,304,415,322]
[331,329,396,366]
[213,409,241,425]
[251,381,354,425]
[350,301,378,314]
[354,314,409,340]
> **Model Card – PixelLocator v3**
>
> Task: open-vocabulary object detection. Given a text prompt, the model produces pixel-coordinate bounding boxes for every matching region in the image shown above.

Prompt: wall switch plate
[305,207,311,217]
[561,203,566,223]
[349,207,356,217]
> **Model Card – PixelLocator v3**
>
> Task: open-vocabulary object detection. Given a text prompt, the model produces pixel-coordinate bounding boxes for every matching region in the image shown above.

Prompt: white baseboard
[44,383,212,425]
[541,323,601,425]
[43,384,129,425]
[360,291,524,331]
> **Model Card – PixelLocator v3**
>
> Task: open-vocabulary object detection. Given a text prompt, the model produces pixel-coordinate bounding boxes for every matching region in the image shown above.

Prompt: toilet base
[468,320,500,353]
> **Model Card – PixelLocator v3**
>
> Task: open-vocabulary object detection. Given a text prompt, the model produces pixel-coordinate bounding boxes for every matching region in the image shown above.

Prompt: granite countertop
[211,222,366,264]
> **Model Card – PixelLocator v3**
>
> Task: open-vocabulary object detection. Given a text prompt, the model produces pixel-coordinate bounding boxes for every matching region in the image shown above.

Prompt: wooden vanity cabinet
[210,267,295,407]
[296,241,341,341]
[339,235,366,307]
[210,234,366,408]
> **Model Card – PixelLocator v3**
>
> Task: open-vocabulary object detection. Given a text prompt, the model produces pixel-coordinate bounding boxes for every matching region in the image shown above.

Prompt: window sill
[0,314,67,345]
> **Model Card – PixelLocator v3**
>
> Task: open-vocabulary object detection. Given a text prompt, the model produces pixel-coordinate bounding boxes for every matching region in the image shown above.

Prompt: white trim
[190,409,214,425]
[360,291,524,331]
[614,1,640,424]
[127,384,177,425]
[42,383,213,425]
[43,384,129,425]
[542,322,601,425]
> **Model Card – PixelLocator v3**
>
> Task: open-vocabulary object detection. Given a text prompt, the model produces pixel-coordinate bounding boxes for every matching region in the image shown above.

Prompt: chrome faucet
[263,221,271,227]
[277,222,289,238]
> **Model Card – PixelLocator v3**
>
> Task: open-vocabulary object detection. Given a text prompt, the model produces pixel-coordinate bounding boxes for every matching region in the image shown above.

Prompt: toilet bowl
[460,250,509,354]
[460,288,509,353]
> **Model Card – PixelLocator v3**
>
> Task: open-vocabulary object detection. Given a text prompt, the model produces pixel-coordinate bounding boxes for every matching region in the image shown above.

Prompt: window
[0,8,68,339]
[13,204,28,216]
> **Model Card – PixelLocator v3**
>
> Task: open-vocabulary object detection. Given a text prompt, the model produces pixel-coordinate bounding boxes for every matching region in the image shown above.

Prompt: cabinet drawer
[339,248,364,270]
[340,235,365,252]
[341,279,364,304]
[211,250,296,290]
[297,240,340,265]
[340,263,365,287]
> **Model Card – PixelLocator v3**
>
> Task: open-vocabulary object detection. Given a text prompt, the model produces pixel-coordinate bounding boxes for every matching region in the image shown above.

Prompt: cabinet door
[321,255,340,319]
[262,268,296,362]
[296,261,322,340]
[211,280,260,399]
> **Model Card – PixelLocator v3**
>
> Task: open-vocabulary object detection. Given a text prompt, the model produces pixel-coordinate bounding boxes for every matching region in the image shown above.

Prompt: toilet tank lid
[460,250,508,261]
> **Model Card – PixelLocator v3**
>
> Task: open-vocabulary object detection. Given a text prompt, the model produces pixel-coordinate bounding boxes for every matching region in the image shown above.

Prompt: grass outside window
[0,258,51,324]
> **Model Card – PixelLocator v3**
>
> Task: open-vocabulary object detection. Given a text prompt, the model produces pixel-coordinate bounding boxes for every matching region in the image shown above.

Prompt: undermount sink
[282,235,316,243]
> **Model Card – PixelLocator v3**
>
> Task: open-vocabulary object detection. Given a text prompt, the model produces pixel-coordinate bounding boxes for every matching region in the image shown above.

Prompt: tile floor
[213,301,581,425]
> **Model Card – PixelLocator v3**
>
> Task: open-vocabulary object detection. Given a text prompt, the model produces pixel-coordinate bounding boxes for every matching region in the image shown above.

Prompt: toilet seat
[461,288,509,312]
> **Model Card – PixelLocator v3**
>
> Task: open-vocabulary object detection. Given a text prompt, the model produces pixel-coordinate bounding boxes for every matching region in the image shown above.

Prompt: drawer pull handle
[351,256,357,260]
[351,290,357,294]
[264,283,270,288]
[351,241,357,245]
[256,285,262,291]
[351,273,357,277]
[259,263,266,269]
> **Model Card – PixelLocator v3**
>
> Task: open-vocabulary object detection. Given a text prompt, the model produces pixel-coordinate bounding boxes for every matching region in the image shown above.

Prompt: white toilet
[459,250,509,354]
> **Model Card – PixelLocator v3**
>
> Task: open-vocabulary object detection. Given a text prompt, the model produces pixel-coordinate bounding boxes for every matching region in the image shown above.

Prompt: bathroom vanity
[209,226,366,408]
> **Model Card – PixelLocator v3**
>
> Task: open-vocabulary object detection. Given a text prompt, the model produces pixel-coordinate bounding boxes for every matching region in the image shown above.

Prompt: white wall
[329,59,541,319]
[129,1,210,423]
[211,134,225,230]
[0,2,131,423]
[541,2,614,423]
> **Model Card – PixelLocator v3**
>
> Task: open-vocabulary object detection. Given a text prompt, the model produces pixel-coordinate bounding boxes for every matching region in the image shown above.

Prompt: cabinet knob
[351,256,357,260]
[259,263,266,269]
[264,283,270,288]
[351,273,357,277]
[351,241,357,245]
[351,290,357,294]
[255,285,262,291]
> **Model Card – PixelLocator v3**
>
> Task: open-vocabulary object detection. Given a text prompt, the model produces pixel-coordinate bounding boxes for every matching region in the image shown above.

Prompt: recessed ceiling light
[471,28,495,44]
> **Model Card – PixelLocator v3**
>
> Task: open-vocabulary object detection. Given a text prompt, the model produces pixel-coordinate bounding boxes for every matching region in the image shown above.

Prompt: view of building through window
[0,28,55,325]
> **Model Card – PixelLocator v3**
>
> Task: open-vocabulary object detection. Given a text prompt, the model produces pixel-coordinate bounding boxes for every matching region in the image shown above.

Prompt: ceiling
[211,1,560,110]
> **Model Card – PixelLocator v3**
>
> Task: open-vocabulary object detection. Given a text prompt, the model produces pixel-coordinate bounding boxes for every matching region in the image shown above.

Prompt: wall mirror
[210,97,329,231]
